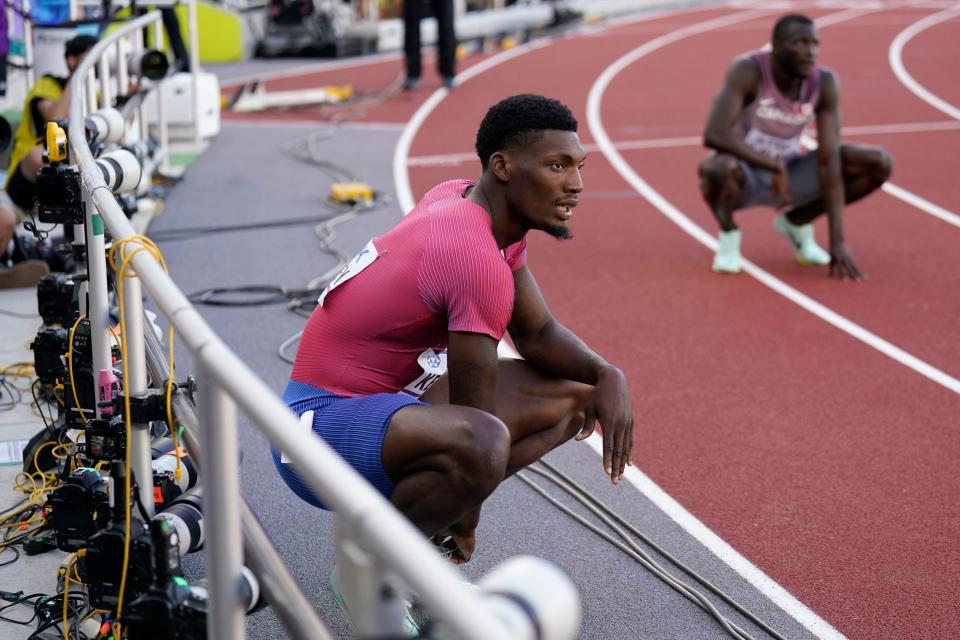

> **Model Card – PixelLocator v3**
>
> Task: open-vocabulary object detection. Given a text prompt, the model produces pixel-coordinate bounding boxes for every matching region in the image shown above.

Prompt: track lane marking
[889,5,960,121]
[587,3,960,637]
[588,7,960,395]
[407,119,960,166]
[799,134,960,228]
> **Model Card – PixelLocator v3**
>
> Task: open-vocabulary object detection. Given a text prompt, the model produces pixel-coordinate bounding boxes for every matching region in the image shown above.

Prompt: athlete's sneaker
[773,213,831,266]
[0,259,49,289]
[329,565,421,637]
[712,229,742,274]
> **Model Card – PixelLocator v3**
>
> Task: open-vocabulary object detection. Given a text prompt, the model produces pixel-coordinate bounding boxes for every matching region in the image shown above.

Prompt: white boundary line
[889,4,960,121]
[393,1,735,212]
[582,435,844,640]
[406,118,960,166]
[587,4,960,637]
[799,134,960,228]
[587,8,960,396]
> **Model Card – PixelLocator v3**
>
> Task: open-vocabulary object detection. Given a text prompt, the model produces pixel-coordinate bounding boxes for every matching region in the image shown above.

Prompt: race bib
[744,128,801,162]
[401,348,448,398]
[318,240,379,307]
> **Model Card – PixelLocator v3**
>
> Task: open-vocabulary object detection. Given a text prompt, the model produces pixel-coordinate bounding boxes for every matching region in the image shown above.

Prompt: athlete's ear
[489,151,510,181]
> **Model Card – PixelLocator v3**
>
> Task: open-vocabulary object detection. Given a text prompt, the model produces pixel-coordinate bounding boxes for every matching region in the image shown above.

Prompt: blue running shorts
[271,380,428,509]
[735,152,820,210]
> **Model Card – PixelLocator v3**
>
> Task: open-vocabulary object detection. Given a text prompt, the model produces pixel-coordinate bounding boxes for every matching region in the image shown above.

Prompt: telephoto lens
[84,108,125,145]
[95,148,142,194]
[128,49,170,80]
[153,486,204,556]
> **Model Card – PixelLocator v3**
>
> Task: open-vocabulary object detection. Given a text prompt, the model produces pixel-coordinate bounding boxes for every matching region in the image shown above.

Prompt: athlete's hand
[829,242,863,280]
[772,164,791,207]
[579,365,634,485]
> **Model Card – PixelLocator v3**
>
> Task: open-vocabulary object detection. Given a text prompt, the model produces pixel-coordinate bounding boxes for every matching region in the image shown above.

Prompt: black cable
[0,545,20,568]
[0,377,22,411]
[148,206,362,243]
[0,591,48,626]
[30,379,54,431]
[186,284,316,307]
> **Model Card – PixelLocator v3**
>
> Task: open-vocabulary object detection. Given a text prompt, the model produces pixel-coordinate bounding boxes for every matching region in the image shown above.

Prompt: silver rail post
[141,327,335,640]
[97,55,112,108]
[85,210,114,418]
[153,14,169,173]
[188,0,201,143]
[85,69,98,114]
[119,258,154,517]
[198,365,245,640]
[117,37,130,111]
[23,0,35,86]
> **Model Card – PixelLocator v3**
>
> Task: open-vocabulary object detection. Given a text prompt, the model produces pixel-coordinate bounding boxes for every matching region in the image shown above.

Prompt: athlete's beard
[541,221,572,240]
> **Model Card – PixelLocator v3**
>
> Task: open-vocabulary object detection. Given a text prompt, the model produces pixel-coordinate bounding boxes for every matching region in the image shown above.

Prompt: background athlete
[698,13,893,279]
[274,94,634,566]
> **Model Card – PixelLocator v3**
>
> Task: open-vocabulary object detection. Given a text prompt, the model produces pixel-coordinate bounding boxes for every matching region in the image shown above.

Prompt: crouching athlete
[272,94,635,565]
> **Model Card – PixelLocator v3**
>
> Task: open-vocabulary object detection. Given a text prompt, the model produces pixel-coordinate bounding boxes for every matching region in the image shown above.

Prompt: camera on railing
[36,113,145,226]
[126,48,171,81]
[36,122,85,225]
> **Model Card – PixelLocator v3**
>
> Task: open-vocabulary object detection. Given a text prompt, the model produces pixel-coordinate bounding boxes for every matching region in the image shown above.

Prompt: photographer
[0,34,99,288]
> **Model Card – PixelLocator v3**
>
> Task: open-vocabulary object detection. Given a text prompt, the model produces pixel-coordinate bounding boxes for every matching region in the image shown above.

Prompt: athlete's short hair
[772,14,814,43]
[475,94,578,170]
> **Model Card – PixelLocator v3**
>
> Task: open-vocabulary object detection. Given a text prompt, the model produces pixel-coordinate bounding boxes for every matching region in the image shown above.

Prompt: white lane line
[392,39,551,213]
[582,436,846,640]
[587,4,959,637]
[881,182,960,226]
[800,134,960,228]
[407,119,960,166]
[889,5,960,121]
[841,119,960,135]
[588,9,960,396]
[392,2,700,212]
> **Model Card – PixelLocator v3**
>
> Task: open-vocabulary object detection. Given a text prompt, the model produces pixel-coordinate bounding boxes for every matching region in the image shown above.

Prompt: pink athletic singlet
[734,49,821,162]
[290,179,527,397]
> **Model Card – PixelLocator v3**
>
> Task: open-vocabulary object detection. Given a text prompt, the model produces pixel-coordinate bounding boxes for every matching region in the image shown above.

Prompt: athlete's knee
[698,154,740,196]
[872,147,893,184]
[447,411,510,500]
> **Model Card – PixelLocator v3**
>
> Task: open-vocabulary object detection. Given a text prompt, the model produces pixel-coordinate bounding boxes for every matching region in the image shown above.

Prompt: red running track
[225,3,960,638]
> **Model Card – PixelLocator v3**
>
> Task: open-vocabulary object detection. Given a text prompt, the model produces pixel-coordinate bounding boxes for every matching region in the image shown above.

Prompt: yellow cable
[106,235,175,632]
[67,315,90,425]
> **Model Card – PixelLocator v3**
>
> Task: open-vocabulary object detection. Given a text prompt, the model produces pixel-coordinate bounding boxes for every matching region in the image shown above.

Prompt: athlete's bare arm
[704,57,790,203]
[446,330,499,414]
[815,70,861,280]
[507,265,634,484]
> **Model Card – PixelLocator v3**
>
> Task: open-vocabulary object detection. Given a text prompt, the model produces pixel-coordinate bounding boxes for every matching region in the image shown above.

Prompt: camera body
[31,327,69,382]
[84,415,127,461]
[36,272,80,327]
[36,162,85,224]
[84,517,154,610]
[46,467,111,551]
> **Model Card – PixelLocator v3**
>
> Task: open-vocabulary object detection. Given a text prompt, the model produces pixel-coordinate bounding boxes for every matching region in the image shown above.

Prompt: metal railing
[67,12,580,640]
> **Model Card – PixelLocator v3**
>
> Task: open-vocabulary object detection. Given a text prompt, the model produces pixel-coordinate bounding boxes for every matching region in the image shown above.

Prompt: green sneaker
[712,229,742,274]
[773,213,831,266]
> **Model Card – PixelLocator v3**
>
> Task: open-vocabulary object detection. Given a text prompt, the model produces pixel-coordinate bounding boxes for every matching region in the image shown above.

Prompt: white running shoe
[330,565,421,637]
[712,229,742,274]
[773,213,831,266]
